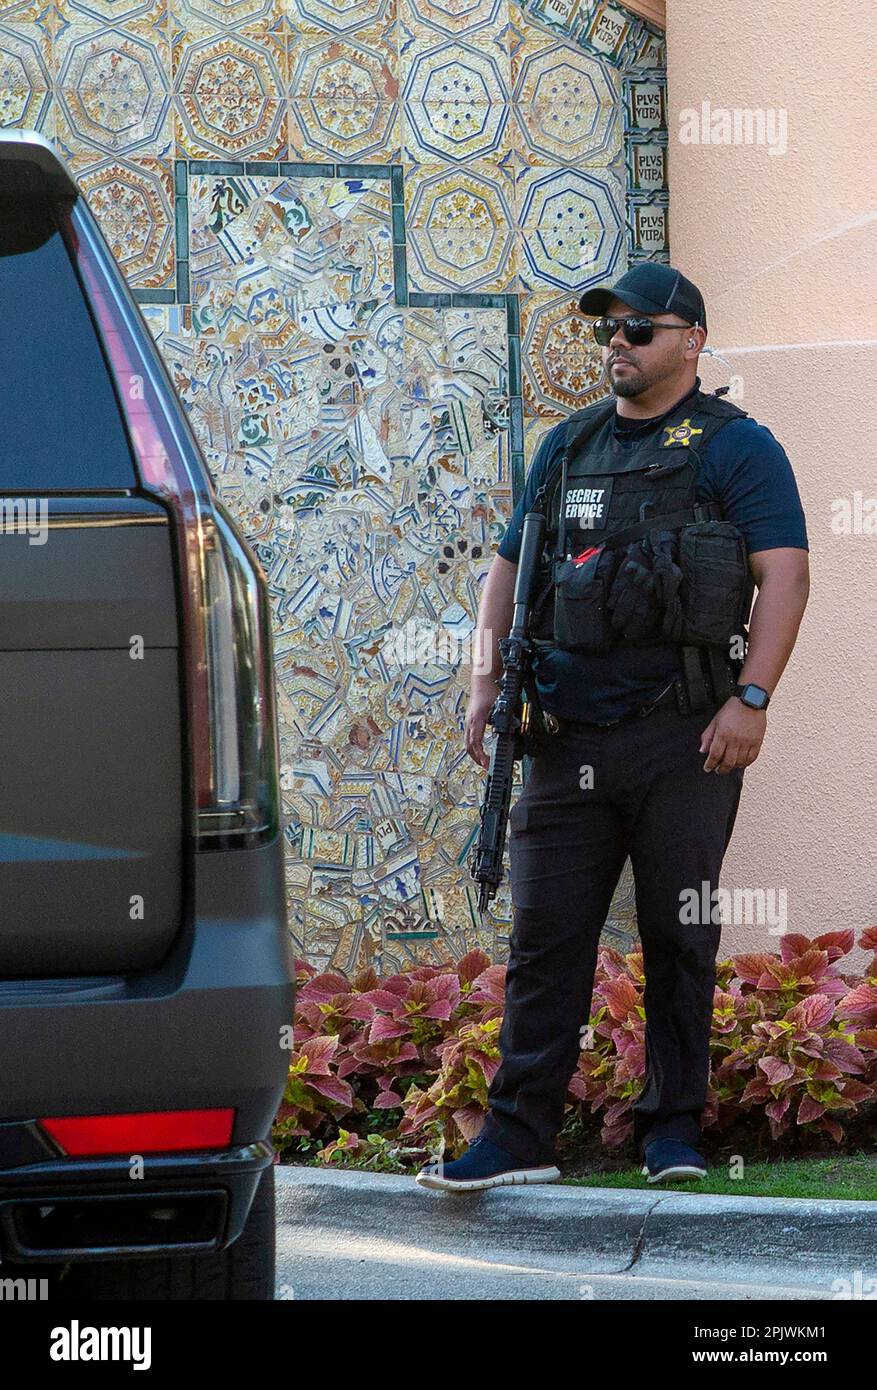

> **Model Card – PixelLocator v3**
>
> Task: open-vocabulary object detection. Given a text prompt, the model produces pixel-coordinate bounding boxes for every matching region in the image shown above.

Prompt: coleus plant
[274,930,877,1160]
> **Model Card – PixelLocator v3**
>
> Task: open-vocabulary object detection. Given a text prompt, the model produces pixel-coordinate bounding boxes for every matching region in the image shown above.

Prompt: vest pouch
[676,521,749,646]
[552,545,620,653]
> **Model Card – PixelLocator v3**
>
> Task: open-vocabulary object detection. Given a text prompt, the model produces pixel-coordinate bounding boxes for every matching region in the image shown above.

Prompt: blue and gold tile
[288,23,397,102]
[172,25,287,157]
[79,153,175,286]
[521,287,608,415]
[285,0,395,40]
[289,97,400,160]
[515,162,624,292]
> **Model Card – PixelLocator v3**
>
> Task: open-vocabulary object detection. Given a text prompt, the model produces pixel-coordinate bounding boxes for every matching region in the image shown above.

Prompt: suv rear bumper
[0,836,295,1160]
[0,1141,273,1263]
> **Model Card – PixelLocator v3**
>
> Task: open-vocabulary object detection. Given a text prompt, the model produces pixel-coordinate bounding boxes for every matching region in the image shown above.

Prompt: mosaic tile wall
[0,0,668,972]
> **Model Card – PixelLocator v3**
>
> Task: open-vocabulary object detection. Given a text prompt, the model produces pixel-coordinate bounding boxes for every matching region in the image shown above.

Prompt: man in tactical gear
[417,263,810,1193]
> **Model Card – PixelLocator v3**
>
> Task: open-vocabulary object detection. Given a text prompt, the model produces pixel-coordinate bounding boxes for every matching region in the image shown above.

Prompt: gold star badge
[662,418,703,447]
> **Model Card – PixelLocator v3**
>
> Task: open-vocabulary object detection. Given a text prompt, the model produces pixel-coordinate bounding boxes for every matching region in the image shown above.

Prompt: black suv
[0,131,294,1299]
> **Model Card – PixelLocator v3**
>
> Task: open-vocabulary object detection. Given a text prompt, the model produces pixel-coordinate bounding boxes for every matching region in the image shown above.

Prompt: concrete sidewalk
[275,1163,877,1300]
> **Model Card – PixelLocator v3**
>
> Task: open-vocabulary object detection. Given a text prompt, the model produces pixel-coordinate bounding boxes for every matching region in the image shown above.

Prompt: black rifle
[470,511,547,911]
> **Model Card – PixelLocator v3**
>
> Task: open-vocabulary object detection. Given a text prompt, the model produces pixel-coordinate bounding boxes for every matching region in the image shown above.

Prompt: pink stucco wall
[666,1,877,955]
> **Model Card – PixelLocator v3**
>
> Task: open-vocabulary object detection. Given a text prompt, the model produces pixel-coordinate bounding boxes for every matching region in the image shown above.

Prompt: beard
[609,360,650,396]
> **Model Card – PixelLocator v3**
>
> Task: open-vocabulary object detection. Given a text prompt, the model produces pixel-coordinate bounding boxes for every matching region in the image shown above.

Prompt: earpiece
[688,339,695,348]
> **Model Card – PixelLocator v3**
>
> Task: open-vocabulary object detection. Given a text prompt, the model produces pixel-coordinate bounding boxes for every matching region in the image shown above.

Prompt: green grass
[281,1148,877,1200]
[562,1153,877,1200]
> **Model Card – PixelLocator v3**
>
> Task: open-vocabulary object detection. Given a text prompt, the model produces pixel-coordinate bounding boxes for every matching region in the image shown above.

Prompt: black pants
[479,695,745,1165]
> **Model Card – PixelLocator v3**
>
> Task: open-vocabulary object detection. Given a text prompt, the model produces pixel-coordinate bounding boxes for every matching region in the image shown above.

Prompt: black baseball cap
[579,264,707,332]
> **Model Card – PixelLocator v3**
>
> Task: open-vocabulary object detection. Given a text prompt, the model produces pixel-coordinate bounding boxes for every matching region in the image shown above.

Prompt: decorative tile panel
[288,0,394,37]
[3,0,669,965]
[516,164,624,292]
[401,0,503,37]
[170,0,284,28]
[288,30,397,103]
[0,20,53,131]
[173,28,287,157]
[511,37,621,165]
[80,155,175,285]
[57,26,171,158]
[401,39,511,107]
[406,161,516,292]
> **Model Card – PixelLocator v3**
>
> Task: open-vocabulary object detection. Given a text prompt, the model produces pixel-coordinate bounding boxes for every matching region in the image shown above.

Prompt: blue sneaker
[641,1138,707,1184]
[415,1135,561,1192]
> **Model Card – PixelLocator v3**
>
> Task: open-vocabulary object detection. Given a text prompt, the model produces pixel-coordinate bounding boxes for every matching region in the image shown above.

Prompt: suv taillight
[62,201,280,849]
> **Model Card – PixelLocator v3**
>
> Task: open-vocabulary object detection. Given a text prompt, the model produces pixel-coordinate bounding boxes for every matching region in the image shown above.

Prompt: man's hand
[699,696,767,773]
[466,680,499,769]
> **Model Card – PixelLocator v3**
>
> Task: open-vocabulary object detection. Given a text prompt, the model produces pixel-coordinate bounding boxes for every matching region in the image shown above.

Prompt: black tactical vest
[528,386,755,683]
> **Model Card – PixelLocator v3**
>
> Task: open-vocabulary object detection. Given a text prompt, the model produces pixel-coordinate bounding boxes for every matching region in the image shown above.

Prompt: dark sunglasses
[591,315,697,347]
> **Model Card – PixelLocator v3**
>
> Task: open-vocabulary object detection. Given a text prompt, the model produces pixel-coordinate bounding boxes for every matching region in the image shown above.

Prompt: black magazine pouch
[552,544,620,653]
[677,520,749,645]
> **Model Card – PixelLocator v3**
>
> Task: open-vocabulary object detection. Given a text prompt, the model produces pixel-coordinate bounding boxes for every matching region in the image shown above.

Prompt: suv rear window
[0,198,136,492]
